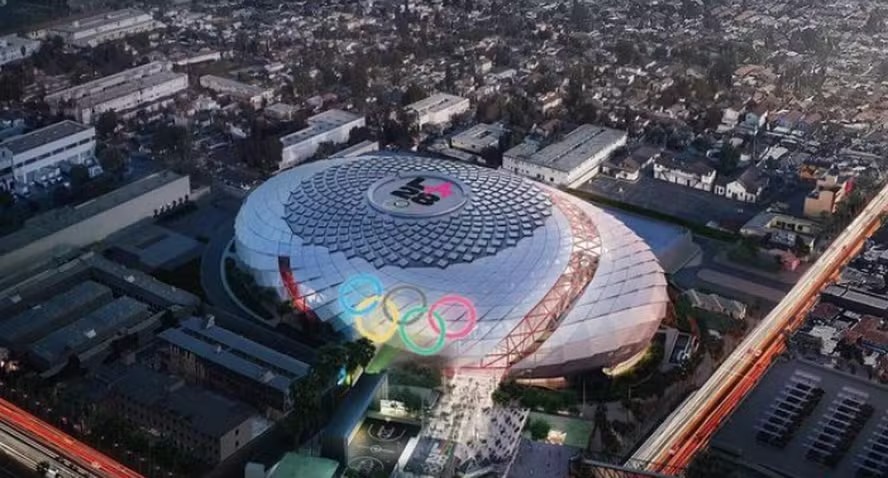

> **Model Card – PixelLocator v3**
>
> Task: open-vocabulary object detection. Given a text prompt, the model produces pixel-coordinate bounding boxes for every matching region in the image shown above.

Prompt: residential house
[600,146,660,182]
[685,289,747,321]
[653,153,716,192]
[742,103,769,132]
[716,166,769,203]
[803,170,854,218]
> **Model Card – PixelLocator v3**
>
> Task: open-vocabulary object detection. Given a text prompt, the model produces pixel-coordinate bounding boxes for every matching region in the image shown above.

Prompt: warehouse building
[0,120,96,190]
[279,109,365,170]
[199,75,273,109]
[0,171,191,276]
[45,62,187,124]
[502,125,627,187]
[406,93,470,128]
[0,252,199,375]
[29,296,151,370]
[45,9,161,48]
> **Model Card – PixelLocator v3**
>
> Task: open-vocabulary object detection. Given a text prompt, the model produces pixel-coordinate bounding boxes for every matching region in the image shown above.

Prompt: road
[629,181,888,475]
[0,421,83,477]
[0,398,142,478]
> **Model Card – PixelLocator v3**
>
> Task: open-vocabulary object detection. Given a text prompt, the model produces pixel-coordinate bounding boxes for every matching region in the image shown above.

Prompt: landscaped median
[564,187,741,242]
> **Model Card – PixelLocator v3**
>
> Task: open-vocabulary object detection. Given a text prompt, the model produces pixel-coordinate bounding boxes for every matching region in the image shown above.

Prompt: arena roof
[234,154,668,377]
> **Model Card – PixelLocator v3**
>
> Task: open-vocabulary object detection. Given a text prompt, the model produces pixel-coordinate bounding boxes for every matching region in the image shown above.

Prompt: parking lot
[579,175,760,228]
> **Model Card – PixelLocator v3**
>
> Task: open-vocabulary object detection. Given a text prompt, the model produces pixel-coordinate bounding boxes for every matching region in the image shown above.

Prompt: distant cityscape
[0,1,887,478]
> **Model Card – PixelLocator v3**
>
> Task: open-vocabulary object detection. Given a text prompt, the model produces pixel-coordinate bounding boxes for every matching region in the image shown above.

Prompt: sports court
[347,417,419,477]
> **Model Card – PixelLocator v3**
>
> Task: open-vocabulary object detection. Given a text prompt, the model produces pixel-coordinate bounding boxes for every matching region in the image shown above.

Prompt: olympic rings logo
[337,274,477,356]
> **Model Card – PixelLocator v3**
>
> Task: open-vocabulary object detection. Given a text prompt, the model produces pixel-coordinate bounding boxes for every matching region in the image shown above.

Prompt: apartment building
[157,316,310,417]
[99,364,257,464]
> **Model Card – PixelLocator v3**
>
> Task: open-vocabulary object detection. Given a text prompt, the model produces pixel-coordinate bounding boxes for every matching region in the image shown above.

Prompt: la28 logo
[390,177,453,206]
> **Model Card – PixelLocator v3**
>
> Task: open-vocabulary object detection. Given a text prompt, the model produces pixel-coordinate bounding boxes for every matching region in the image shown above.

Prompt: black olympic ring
[382,285,427,325]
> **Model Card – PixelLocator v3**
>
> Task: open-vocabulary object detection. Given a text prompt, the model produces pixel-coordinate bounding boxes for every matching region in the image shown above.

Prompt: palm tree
[346,338,376,374]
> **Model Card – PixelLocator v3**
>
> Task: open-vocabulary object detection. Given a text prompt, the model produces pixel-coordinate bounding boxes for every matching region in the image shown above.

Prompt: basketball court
[347,417,419,477]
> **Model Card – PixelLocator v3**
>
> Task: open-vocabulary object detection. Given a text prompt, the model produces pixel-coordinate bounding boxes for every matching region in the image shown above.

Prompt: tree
[95,111,119,139]
[348,126,374,145]
[154,124,192,171]
[718,144,740,174]
[613,40,639,65]
[527,419,551,440]
[99,146,126,176]
[0,190,13,209]
[402,83,427,106]
[69,164,90,188]
[345,338,376,374]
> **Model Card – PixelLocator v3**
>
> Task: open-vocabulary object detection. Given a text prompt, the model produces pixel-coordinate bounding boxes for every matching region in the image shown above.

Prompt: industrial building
[157,316,311,416]
[199,75,273,109]
[279,109,365,170]
[0,170,191,276]
[45,9,161,48]
[450,123,507,154]
[235,154,668,378]
[45,61,187,124]
[95,363,259,464]
[0,35,40,67]
[29,296,150,370]
[0,120,96,190]
[502,125,627,187]
[0,252,199,375]
[406,93,471,128]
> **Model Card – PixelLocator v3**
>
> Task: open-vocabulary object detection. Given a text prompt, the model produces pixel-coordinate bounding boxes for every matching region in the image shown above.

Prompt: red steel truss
[278,256,315,317]
[462,194,600,371]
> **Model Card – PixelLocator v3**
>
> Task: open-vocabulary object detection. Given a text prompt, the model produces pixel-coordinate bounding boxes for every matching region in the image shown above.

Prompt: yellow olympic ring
[352,295,401,343]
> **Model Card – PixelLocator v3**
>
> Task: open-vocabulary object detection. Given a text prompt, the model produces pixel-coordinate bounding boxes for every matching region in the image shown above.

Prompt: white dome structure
[234,154,669,378]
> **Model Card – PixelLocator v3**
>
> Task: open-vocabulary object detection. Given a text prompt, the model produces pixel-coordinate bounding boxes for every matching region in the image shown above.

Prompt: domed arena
[233,153,669,378]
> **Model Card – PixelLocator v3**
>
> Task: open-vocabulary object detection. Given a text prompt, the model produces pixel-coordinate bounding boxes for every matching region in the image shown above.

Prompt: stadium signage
[367,172,468,218]
[338,274,477,356]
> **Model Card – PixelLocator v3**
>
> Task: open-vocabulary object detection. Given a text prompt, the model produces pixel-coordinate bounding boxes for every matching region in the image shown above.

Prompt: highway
[0,397,142,478]
[629,181,888,475]
[0,420,84,477]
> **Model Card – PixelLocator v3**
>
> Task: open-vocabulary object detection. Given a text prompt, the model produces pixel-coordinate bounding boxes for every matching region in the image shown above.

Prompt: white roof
[234,154,667,377]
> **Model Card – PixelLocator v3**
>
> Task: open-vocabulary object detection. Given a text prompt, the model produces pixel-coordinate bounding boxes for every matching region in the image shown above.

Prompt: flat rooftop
[0,170,185,255]
[30,296,149,366]
[518,125,627,172]
[157,317,309,392]
[281,109,362,146]
[452,123,506,146]
[200,75,267,97]
[407,93,468,114]
[0,280,111,345]
[712,358,888,478]
[110,364,255,438]
[76,71,186,109]
[0,120,91,155]
[46,62,169,101]
[50,9,151,33]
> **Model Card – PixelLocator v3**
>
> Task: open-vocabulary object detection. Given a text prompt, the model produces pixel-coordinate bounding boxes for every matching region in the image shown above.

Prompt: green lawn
[365,344,400,374]
[524,411,594,448]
